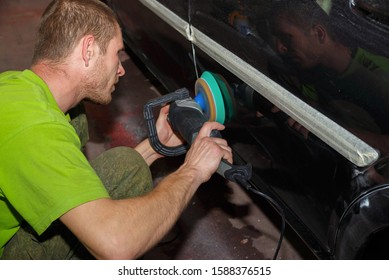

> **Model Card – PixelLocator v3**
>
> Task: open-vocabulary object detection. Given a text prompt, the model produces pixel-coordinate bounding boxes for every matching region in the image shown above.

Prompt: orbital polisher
[144,72,285,260]
[144,71,251,183]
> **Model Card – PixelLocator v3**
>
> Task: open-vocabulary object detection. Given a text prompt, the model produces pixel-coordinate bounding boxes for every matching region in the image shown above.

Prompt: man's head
[31,0,125,107]
[268,0,339,70]
[32,0,119,65]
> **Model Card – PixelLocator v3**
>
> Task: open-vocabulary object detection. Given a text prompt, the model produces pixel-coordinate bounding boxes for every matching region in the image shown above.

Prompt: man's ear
[313,24,327,44]
[82,35,96,67]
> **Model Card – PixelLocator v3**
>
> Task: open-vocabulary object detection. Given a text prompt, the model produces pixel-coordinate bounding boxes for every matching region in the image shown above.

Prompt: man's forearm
[60,165,201,260]
[62,122,229,259]
[118,167,201,258]
[134,139,163,166]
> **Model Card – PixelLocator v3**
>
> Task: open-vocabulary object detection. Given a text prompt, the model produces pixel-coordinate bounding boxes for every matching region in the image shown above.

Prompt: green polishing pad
[195,71,226,124]
[212,73,237,122]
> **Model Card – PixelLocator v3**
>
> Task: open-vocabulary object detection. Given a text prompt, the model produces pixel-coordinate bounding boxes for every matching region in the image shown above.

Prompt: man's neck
[322,43,352,75]
[30,63,81,113]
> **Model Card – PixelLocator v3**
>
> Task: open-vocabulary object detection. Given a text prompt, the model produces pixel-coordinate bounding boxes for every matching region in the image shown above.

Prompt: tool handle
[211,130,252,182]
[143,88,252,182]
[143,88,190,156]
[169,102,252,182]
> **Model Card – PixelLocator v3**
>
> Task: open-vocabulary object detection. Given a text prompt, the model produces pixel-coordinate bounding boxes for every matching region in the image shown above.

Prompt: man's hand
[179,121,233,183]
[155,105,184,147]
[135,105,184,165]
[285,118,310,139]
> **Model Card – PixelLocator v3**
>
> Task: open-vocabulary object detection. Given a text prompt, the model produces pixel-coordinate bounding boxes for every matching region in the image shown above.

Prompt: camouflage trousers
[1,108,153,259]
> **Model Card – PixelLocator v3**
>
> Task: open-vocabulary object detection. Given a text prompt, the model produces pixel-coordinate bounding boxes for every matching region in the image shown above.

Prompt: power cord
[233,176,286,260]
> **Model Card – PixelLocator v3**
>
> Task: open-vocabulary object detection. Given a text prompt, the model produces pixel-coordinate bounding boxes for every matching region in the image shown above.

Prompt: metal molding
[139,0,379,167]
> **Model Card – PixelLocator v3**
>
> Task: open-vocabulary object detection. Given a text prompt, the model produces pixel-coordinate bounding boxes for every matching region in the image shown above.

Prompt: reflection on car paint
[106,0,389,259]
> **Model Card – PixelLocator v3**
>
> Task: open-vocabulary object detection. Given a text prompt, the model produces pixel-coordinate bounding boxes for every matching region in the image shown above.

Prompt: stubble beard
[81,57,113,105]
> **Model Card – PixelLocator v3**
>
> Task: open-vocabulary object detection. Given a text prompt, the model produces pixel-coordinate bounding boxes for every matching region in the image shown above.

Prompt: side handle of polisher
[168,100,252,183]
[143,88,190,157]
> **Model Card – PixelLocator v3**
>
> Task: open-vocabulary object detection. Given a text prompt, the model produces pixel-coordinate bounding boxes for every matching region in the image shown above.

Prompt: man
[0,0,232,259]
[267,0,389,154]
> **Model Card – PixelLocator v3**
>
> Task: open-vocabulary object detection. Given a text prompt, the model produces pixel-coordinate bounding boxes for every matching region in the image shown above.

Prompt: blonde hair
[32,0,119,64]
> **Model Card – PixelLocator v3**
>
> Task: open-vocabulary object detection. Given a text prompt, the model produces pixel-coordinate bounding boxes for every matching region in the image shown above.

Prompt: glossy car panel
[105,0,389,259]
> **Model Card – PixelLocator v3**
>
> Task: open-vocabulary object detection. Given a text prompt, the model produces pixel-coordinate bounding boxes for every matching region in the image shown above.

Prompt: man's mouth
[112,79,119,92]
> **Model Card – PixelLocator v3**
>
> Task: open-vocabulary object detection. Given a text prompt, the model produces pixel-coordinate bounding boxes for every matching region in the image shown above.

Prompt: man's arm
[60,121,232,259]
[134,139,163,166]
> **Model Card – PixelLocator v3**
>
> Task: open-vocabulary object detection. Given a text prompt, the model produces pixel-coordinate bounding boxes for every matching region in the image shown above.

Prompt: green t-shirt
[0,70,109,255]
[301,48,389,133]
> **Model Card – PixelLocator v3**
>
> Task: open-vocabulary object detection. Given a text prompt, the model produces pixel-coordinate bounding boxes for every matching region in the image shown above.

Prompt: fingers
[155,105,168,126]
[287,118,301,130]
[196,122,230,160]
[195,122,232,165]
[156,105,169,124]
[287,118,309,139]
[155,105,185,148]
[271,106,280,113]
[178,121,234,183]
[159,104,170,115]
[197,121,225,138]
[209,137,232,163]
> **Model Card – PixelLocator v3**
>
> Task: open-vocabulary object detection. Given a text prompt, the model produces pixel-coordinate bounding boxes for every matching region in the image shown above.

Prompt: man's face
[83,30,126,105]
[273,15,321,70]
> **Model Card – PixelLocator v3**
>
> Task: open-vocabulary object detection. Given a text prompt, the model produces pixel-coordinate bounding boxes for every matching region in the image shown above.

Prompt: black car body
[104,0,389,259]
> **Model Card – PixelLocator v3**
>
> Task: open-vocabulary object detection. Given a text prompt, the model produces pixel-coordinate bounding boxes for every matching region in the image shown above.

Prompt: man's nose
[118,61,125,77]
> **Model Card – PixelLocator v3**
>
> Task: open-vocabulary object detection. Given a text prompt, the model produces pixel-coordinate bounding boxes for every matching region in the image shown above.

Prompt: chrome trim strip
[139,0,379,167]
